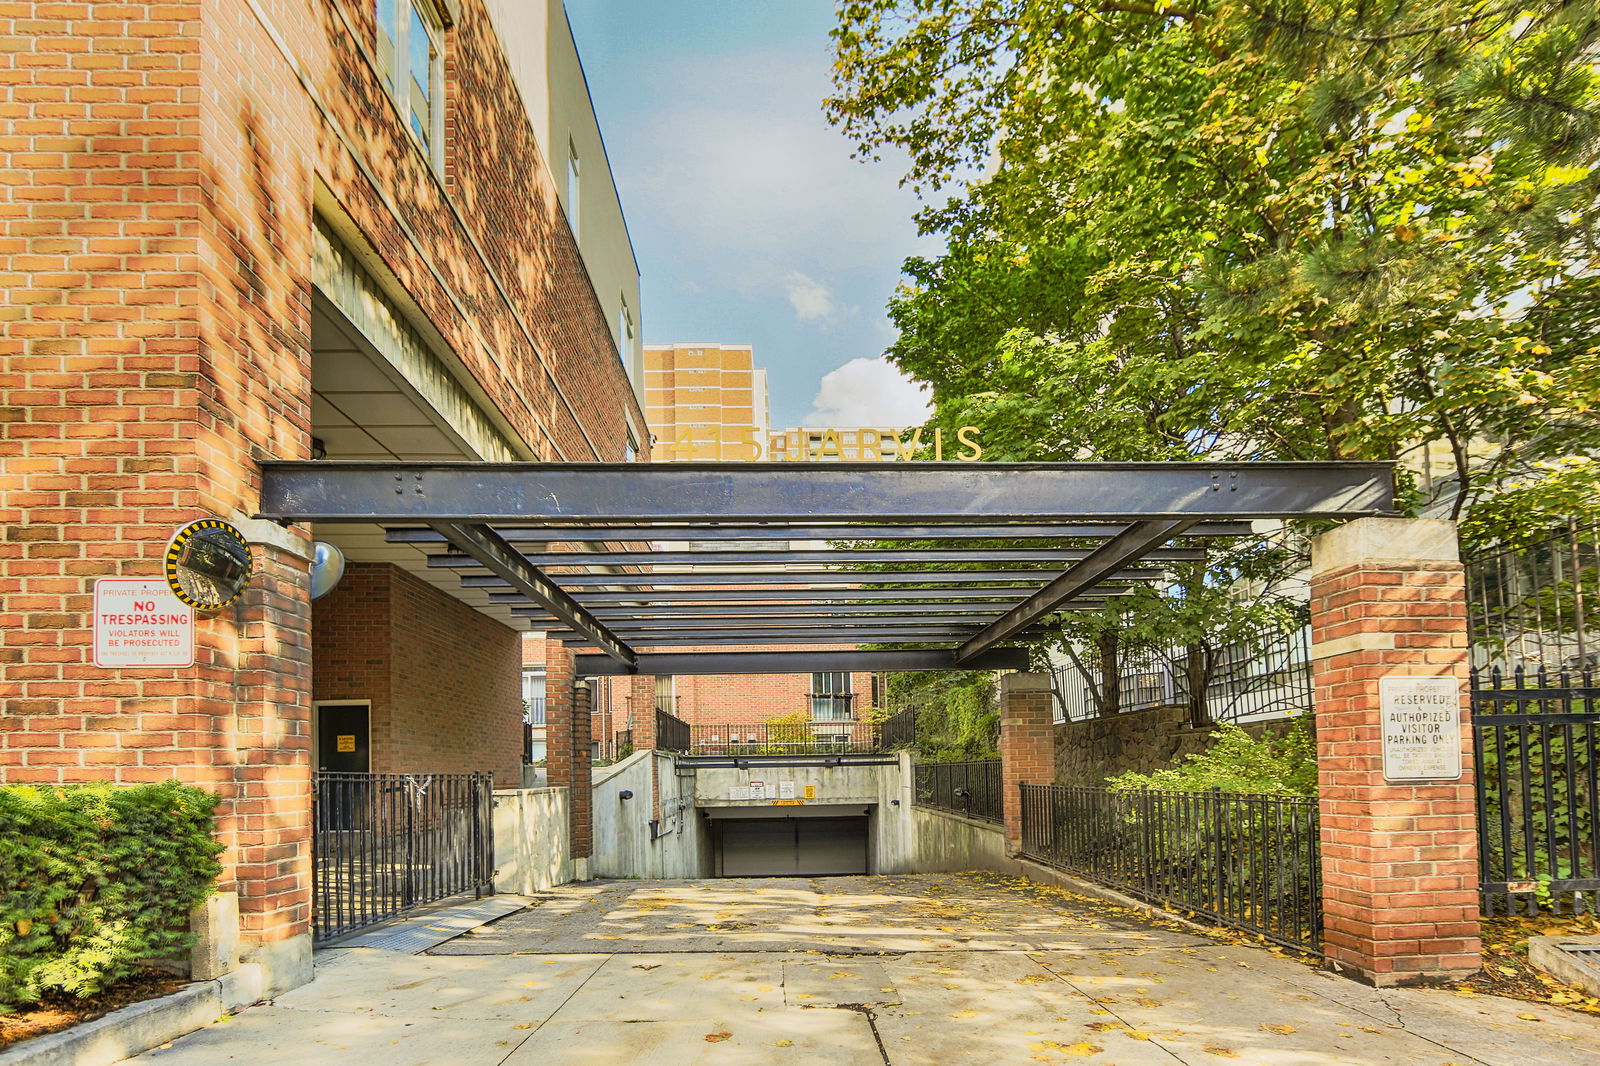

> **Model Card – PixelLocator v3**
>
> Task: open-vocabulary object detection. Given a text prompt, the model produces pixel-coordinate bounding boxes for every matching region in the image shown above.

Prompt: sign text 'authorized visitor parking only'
[1379,675,1462,782]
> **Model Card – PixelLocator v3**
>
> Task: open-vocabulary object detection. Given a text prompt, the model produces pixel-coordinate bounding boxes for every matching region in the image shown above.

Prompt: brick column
[570,679,594,862]
[1310,517,1481,986]
[628,674,657,750]
[999,672,1055,855]
[543,644,585,865]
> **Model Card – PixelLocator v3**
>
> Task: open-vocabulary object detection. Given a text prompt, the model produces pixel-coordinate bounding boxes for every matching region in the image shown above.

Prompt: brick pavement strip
[117,874,1600,1066]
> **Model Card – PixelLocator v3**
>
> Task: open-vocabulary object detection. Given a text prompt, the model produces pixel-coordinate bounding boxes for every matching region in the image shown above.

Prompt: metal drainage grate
[1558,942,1600,979]
[328,895,529,954]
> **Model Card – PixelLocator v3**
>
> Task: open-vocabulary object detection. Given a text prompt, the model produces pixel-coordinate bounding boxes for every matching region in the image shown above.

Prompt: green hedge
[0,781,224,1008]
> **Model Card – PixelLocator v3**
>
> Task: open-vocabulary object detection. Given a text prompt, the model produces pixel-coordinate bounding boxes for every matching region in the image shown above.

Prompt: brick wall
[600,645,877,746]
[388,566,520,786]
[313,563,520,788]
[1,0,642,959]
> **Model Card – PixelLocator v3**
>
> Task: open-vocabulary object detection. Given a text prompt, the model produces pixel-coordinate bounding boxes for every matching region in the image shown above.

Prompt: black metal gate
[312,771,495,942]
[1473,668,1600,915]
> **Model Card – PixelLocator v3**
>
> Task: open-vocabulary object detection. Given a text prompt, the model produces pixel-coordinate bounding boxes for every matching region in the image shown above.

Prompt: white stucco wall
[492,786,574,893]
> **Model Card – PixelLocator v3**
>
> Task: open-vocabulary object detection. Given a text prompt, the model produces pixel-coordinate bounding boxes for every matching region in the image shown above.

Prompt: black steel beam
[554,628,1039,648]
[514,601,1079,619]
[542,615,1014,634]
[259,460,1394,522]
[426,522,636,667]
[956,520,1192,664]
[574,647,1031,676]
[458,567,1167,588]
[427,546,1205,569]
[386,521,1254,543]
[550,586,1128,605]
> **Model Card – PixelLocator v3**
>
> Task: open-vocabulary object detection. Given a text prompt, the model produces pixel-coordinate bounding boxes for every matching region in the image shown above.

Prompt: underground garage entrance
[711,809,870,877]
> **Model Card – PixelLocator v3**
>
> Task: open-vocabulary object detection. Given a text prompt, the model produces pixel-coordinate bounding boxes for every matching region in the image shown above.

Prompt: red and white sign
[93,578,194,668]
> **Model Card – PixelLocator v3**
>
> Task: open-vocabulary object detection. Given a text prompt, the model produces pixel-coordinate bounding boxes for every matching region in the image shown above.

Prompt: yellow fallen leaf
[704,1031,732,1043]
[772,1039,793,1047]
[512,1023,532,1030]
[1517,1014,1541,1022]
[1261,1024,1297,1035]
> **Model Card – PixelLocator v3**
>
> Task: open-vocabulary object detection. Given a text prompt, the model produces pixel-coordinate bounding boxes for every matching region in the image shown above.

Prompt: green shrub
[0,780,224,1008]
[1106,718,1318,796]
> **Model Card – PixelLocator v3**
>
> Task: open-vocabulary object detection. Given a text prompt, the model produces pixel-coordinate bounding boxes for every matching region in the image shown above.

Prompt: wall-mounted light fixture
[619,789,635,801]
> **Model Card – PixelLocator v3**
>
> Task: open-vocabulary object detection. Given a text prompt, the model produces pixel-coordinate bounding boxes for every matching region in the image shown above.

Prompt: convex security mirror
[310,540,346,600]
[164,519,253,610]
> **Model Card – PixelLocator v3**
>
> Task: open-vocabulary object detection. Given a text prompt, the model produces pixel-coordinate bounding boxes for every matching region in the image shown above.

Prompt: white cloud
[617,47,935,291]
[804,357,931,427]
[784,272,837,321]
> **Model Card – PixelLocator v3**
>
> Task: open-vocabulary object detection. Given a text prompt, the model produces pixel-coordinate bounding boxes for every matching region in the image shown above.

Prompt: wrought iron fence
[878,707,917,750]
[1472,666,1600,915]
[312,771,495,943]
[1469,520,1598,679]
[684,718,888,755]
[1019,784,1322,953]
[655,708,691,752]
[1052,625,1312,724]
[915,760,1002,824]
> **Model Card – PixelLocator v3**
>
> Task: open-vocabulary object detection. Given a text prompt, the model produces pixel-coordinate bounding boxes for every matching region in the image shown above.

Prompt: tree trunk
[1096,629,1122,716]
[1185,642,1211,729]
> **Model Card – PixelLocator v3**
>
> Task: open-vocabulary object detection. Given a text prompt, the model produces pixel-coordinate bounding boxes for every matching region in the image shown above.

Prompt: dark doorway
[714,816,869,876]
[316,703,370,773]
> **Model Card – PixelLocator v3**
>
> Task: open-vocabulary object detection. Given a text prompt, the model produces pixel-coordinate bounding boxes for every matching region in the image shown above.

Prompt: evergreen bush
[0,780,224,1008]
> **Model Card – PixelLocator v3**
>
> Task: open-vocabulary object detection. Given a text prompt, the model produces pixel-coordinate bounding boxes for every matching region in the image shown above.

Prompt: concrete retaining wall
[492,786,574,893]
[592,750,711,878]
[910,806,1017,875]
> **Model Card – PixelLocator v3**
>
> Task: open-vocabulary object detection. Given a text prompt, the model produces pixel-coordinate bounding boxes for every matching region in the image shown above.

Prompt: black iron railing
[878,707,917,750]
[1052,625,1313,724]
[655,708,691,752]
[312,771,495,943]
[1019,784,1322,953]
[1472,666,1600,915]
[684,719,886,755]
[915,760,1002,824]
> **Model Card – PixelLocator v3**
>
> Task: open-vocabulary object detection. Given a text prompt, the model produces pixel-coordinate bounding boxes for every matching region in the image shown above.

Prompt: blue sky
[566,0,935,429]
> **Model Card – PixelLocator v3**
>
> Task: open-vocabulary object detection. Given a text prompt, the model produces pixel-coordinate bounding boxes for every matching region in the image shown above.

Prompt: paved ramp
[125,873,1600,1066]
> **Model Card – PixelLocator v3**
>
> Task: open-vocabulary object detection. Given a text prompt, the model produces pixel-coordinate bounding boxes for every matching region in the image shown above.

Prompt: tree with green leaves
[829,0,1600,538]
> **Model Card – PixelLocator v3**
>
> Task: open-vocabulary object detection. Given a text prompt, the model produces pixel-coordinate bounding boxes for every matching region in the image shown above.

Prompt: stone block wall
[1054,703,1302,788]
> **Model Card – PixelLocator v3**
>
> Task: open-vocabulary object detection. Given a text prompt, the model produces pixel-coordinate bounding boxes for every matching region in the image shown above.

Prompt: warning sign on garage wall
[93,578,194,668]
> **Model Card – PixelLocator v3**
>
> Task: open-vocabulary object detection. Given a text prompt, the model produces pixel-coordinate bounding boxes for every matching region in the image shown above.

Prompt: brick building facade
[0,0,641,991]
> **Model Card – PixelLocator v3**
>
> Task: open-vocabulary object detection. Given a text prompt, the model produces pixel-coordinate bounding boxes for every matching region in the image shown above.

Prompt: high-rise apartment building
[644,343,770,461]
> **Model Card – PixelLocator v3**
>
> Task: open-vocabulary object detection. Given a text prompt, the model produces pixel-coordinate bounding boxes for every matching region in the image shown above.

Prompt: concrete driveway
[125,873,1600,1066]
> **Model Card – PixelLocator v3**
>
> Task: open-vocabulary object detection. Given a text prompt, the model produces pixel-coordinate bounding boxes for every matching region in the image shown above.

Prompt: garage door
[717,817,868,876]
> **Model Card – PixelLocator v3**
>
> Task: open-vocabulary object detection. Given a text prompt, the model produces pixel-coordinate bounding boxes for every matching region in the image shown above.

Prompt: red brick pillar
[628,674,657,750]
[999,673,1055,855]
[1310,517,1481,985]
[543,644,592,875]
[570,679,594,863]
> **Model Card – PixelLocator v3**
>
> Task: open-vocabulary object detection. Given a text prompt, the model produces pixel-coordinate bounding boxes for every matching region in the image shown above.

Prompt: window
[654,674,675,714]
[375,0,444,166]
[565,140,581,241]
[810,672,853,721]
[522,670,546,725]
[617,301,633,360]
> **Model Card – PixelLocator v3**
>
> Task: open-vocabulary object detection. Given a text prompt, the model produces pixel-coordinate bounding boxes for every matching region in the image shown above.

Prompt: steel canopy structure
[256,460,1396,676]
